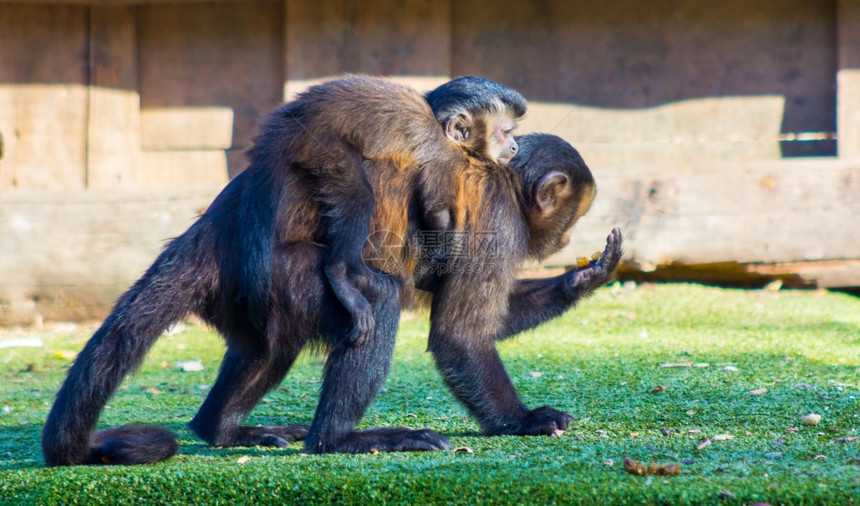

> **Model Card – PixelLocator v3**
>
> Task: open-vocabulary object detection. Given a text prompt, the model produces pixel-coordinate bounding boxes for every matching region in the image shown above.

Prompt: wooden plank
[0,4,88,190]
[838,0,860,159]
[0,188,220,325]
[285,0,450,92]
[141,150,229,189]
[85,5,142,189]
[0,3,88,85]
[86,88,143,189]
[453,0,836,142]
[520,98,784,165]
[0,85,88,190]
[140,108,234,150]
[546,159,860,267]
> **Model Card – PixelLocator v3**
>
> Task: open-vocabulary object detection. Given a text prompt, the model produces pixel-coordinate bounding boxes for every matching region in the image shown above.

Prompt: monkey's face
[487,116,519,164]
[443,111,520,164]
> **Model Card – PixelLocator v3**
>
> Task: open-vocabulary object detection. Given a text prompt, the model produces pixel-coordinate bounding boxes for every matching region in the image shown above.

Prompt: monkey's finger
[597,228,622,264]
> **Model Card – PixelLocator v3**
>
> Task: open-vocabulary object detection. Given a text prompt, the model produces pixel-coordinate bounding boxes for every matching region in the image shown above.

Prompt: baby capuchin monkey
[280,76,526,345]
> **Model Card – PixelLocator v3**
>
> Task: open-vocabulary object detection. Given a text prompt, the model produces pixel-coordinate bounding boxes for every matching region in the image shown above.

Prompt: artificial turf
[1,283,858,504]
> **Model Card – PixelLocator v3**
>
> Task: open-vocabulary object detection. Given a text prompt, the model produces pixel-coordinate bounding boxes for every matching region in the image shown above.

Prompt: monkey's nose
[510,144,518,153]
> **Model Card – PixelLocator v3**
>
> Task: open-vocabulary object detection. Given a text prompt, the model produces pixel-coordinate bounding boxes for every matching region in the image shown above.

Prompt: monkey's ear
[445,112,473,144]
[534,171,570,215]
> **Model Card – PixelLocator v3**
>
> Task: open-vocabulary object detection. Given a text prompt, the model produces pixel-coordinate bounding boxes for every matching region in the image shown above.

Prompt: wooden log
[547,159,860,268]
[0,188,220,325]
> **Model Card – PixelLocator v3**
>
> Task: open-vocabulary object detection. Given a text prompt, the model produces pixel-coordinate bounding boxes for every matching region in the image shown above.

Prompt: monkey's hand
[512,406,573,436]
[566,227,623,298]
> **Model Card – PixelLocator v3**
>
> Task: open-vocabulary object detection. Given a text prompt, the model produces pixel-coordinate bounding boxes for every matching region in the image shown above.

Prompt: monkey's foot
[568,227,623,293]
[322,428,451,454]
[230,424,311,448]
[509,406,573,436]
[347,305,376,346]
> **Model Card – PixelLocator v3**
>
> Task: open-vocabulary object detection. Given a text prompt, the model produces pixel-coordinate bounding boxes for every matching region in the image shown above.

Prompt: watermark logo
[363,229,504,276]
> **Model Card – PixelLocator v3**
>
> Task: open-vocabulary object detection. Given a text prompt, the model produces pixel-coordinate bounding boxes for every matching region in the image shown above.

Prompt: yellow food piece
[575,256,590,268]
[591,251,602,261]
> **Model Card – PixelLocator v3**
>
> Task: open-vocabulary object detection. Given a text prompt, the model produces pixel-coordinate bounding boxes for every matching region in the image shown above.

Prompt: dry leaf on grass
[749,388,767,395]
[623,457,681,476]
[454,446,474,454]
[650,385,666,393]
[800,413,822,426]
[237,456,251,464]
[713,434,734,441]
[696,438,712,450]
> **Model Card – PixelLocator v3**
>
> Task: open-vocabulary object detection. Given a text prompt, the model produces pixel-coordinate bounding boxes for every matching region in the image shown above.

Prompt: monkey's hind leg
[306,274,451,454]
[317,150,377,347]
[189,344,309,448]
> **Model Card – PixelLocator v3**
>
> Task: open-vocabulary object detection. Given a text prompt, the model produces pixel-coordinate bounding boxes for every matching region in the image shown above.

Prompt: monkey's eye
[503,129,513,136]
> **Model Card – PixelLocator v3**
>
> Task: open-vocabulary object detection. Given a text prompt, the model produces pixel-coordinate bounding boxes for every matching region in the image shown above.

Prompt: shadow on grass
[0,420,306,471]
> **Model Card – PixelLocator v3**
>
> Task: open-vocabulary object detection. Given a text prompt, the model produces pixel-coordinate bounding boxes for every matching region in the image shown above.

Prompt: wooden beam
[547,159,860,267]
[0,188,220,324]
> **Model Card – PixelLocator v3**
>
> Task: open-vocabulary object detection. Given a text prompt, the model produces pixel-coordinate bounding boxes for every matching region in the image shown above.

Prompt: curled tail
[42,227,215,466]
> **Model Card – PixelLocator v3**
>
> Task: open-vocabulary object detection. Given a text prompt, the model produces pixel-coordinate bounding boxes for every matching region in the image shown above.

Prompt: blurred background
[1,0,858,325]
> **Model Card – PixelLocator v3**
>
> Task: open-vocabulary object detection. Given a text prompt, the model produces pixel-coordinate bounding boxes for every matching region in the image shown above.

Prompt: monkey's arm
[500,228,623,339]
[427,261,573,437]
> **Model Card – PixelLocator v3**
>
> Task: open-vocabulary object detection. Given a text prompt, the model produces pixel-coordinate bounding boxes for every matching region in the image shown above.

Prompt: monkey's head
[509,133,596,260]
[426,76,527,165]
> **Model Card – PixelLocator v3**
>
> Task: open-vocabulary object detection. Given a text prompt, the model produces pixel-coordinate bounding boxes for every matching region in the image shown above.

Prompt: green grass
[1,283,858,505]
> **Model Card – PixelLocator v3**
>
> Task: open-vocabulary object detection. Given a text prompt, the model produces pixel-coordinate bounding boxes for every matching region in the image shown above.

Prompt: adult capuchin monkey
[42,76,621,465]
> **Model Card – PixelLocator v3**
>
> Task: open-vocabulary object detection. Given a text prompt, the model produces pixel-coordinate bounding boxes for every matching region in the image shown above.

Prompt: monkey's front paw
[568,227,623,292]
[514,406,573,436]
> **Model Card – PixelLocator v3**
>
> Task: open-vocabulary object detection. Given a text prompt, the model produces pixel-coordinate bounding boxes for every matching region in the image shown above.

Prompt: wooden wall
[0,0,858,324]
